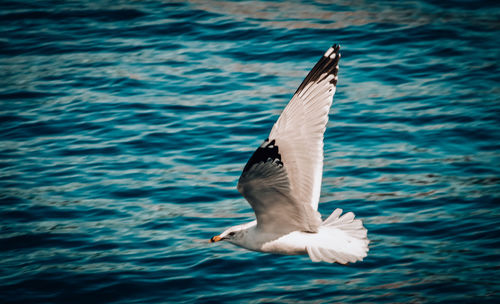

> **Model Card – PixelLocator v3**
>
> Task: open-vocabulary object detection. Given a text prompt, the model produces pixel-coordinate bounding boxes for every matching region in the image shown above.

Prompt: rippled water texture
[1,0,500,303]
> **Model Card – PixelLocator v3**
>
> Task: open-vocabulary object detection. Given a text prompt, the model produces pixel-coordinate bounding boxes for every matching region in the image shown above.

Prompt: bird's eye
[228,232,235,236]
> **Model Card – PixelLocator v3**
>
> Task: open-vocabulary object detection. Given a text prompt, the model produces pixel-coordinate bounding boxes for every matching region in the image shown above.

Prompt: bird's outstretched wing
[237,44,340,233]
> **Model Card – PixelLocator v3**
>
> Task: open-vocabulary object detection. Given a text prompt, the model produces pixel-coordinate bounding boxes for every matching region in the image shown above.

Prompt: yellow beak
[210,235,222,243]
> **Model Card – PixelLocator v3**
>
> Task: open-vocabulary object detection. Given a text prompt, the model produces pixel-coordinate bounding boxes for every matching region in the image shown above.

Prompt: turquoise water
[1,0,500,303]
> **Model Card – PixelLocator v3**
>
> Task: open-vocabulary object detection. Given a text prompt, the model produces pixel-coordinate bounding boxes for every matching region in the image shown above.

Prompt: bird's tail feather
[306,208,369,264]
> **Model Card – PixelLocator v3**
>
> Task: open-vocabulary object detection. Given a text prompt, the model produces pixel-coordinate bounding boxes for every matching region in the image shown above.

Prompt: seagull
[210,45,369,264]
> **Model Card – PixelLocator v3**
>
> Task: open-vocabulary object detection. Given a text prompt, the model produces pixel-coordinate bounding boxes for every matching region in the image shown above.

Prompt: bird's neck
[232,222,284,252]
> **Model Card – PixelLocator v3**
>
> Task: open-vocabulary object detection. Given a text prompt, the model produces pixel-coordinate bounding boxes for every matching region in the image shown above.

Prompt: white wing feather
[238,45,341,232]
[269,44,340,211]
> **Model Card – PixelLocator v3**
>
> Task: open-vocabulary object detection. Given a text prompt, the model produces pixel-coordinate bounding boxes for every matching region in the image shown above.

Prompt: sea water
[1,1,499,303]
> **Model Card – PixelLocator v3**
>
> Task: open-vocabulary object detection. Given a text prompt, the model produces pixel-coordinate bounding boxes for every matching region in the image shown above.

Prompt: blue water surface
[1,0,500,303]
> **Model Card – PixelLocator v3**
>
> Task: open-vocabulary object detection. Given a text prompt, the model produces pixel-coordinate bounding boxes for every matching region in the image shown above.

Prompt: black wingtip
[294,44,341,95]
[242,139,283,174]
[323,44,340,59]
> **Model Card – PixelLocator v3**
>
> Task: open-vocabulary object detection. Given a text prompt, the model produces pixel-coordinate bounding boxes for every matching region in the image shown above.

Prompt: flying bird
[211,45,369,264]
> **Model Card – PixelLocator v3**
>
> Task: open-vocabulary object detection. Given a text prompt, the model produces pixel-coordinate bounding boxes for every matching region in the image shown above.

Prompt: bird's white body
[222,208,368,264]
[260,228,361,258]
[211,45,369,264]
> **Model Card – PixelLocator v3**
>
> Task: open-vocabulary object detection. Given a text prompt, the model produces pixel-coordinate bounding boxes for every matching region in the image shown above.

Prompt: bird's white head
[210,220,256,245]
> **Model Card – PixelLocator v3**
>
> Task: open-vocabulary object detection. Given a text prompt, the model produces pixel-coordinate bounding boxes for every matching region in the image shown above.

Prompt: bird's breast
[259,231,311,256]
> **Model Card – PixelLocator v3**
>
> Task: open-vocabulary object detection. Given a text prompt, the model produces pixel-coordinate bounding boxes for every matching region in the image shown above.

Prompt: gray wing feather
[238,155,321,233]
